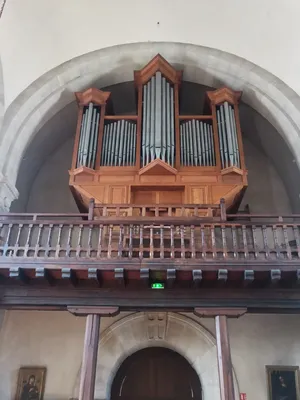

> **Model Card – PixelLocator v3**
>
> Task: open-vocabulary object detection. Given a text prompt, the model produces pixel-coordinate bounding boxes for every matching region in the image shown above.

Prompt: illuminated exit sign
[151,283,165,289]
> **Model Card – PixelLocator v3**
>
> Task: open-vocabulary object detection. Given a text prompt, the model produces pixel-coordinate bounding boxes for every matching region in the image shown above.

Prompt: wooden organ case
[69,55,247,215]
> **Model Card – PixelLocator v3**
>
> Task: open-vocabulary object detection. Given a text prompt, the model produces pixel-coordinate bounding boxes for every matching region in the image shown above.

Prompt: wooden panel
[140,175,176,184]
[189,187,208,204]
[133,190,156,204]
[109,186,128,203]
[158,190,182,204]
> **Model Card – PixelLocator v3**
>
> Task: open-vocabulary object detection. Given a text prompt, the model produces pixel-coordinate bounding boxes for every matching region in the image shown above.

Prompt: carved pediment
[139,159,178,176]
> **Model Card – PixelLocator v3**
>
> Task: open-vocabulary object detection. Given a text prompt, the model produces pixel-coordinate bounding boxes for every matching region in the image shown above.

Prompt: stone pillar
[68,306,119,400]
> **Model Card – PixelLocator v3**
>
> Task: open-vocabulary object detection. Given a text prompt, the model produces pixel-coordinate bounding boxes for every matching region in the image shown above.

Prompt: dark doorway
[111,347,202,400]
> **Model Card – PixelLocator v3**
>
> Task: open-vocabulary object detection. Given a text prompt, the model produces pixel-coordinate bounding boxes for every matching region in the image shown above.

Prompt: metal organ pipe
[100,120,137,166]
[216,101,240,169]
[180,120,215,166]
[141,72,175,167]
[77,102,100,169]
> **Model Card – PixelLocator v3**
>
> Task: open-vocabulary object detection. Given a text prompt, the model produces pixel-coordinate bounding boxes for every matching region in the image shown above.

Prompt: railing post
[220,198,227,221]
[88,198,95,221]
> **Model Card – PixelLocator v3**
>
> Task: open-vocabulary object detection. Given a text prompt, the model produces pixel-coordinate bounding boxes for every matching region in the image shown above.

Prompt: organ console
[69,54,247,215]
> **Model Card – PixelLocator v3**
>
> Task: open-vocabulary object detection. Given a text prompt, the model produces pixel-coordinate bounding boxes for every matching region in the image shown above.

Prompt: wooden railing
[0,207,300,262]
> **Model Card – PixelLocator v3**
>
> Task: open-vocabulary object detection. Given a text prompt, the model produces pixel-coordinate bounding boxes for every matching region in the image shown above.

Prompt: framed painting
[267,366,300,400]
[15,367,46,400]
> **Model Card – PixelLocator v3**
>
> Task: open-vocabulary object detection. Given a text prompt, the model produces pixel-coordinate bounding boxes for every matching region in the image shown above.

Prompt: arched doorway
[111,347,202,400]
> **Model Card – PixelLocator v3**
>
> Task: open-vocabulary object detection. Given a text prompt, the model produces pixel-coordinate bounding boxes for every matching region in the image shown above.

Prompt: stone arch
[71,312,240,400]
[2,42,300,209]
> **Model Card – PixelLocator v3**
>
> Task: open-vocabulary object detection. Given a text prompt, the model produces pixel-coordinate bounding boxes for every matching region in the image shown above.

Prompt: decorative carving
[0,173,19,212]
[145,312,167,340]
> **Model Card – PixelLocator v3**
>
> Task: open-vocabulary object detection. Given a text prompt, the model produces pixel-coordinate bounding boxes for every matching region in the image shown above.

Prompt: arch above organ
[69,54,248,214]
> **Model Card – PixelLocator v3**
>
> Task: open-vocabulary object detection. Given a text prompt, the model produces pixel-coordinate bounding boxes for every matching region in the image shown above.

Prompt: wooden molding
[221,166,244,176]
[75,88,111,106]
[67,306,120,317]
[139,158,178,176]
[194,307,247,318]
[134,54,182,85]
[69,166,96,177]
[206,87,242,105]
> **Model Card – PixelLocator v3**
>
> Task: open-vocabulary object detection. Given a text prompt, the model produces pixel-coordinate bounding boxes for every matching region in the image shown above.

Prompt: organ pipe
[141,71,175,167]
[77,102,100,169]
[100,120,137,166]
[216,101,240,169]
[180,120,215,166]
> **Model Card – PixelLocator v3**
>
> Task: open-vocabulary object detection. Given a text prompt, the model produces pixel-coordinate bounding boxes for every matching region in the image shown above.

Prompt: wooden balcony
[0,203,300,291]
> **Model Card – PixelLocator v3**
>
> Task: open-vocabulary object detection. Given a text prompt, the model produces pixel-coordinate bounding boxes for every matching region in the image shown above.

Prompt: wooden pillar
[68,306,119,400]
[194,308,247,400]
[79,314,101,400]
[215,315,235,400]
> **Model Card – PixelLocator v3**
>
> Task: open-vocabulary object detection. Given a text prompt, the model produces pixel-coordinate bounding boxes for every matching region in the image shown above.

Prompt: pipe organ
[69,55,247,215]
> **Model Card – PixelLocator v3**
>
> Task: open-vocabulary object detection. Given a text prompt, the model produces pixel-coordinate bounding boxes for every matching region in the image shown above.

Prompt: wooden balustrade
[0,209,300,262]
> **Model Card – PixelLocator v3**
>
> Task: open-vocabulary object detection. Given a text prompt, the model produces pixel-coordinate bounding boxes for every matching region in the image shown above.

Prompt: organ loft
[69,55,247,216]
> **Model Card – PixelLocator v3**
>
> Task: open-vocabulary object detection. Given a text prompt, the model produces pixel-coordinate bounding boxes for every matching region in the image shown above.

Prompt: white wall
[1,0,300,107]
[0,311,299,400]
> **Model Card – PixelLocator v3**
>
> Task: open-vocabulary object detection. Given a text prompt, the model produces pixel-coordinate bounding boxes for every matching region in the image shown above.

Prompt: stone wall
[0,310,299,400]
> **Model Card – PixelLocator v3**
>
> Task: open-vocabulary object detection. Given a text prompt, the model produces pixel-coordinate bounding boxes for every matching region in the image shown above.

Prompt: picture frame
[266,366,300,400]
[15,366,46,400]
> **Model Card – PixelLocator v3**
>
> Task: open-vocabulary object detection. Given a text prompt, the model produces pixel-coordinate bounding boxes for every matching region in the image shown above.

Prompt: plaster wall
[1,0,300,107]
[0,311,299,400]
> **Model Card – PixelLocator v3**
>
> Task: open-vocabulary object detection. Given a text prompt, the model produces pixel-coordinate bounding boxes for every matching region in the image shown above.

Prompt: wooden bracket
[67,306,120,317]
[194,307,247,318]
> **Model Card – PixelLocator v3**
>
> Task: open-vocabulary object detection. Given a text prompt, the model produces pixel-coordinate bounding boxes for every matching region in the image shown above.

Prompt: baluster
[211,225,217,258]
[293,226,300,259]
[194,207,199,217]
[129,224,133,259]
[4,223,12,256]
[87,224,93,258]
[24,223,33,257]
[181,207,185,217]
[139,224,144,259]
[66,224,73,257]
[251,225,258,258]
[160,224,164,259]
[55,224,63,258]
[150,225,154,259]
[118,225,124,258]
[201,225,206,259]
[116,206,120,217]
[76,224,83,257]
[14,223,23,256]
[221,224,227,259]
[262,225,270,259]
[180,225,185,258]
[96,224,103,258]
[190,225,195,259]
[272,225,281,259]
[45,224,53,257]
[242,225,249,259]
[108,225,113,258]
[168,207,172,217]
[283,224,292,259]
[170,225,175,259]
[232,226,238,258]
[34,224,43,258]
[103,206,107,217]
[142,207,146,217]
[155,207,159,217]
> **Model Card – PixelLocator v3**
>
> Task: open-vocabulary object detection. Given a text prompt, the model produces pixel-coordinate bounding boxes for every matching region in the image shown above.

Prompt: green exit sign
[151,282,165,289]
